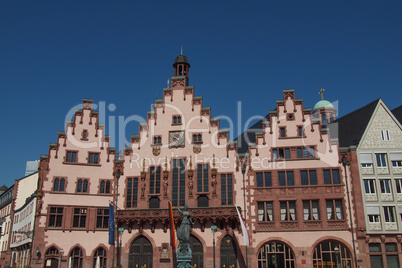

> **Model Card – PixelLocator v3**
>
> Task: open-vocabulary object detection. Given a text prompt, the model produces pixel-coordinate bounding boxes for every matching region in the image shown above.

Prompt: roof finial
[180,46,183,55]
[319,88,325,100]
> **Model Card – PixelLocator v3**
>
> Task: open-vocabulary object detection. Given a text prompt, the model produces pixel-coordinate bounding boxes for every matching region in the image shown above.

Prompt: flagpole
[241,162,248,268]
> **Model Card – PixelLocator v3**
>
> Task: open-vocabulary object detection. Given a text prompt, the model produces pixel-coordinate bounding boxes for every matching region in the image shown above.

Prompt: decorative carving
[327,220,347,229]
[153,146,161,156]
[211,119,219,127]
[184,87,193,95]
[193,144,201,154]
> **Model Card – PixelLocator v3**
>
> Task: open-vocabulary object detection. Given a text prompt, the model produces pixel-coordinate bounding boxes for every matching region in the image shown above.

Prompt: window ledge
[63,162,101,167]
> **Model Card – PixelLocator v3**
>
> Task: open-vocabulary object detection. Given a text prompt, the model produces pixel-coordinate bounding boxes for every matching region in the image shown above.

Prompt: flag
[108,203,115,245]
[235,205,250,246]
[168,200,176,248]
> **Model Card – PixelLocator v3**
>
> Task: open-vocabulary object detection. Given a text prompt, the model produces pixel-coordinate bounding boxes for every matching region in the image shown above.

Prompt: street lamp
[118,227,124,267]
[36,247,40,259]
[59,249,64,268]
[334,246,340,268]
[241,160,248,268]
[342,157,358,268]
[211,225,217,268]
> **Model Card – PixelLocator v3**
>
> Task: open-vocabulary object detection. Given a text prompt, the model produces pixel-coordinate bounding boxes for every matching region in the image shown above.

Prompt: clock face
[170,131,185,147]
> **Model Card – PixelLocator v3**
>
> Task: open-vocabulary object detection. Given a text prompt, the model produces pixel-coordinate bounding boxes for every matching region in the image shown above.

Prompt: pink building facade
[27,54,361,268]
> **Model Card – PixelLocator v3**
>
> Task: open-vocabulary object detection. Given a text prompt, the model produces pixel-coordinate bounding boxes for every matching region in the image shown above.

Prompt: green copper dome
[313,100,335,112]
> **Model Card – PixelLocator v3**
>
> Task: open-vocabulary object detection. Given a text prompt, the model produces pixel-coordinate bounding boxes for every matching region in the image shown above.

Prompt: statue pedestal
[176,242,192,268]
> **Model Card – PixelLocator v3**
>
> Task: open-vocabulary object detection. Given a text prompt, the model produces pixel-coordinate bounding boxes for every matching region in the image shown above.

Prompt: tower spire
[180,46,183,55]
[319,88,325,100]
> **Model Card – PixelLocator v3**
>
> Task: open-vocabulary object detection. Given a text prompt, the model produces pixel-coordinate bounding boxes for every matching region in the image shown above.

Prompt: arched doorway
[220,235,237,268]
[313,240,352,268]
[190,235,203,268]
[129,236,153,268]
[257,241,295,268]
[44,247,59,268]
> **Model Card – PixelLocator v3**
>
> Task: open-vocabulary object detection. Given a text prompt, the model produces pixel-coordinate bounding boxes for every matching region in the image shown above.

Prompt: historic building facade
[9,172,39,268]
[31,100,116,268]
[0,185,14,267]
[12,54,401,268]
[335,99,402,268]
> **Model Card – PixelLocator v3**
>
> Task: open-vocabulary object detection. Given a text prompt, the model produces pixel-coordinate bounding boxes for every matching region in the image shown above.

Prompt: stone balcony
[115,206,239,233]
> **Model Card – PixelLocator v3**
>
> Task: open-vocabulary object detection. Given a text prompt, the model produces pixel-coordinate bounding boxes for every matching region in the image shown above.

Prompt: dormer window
[173,115,182,125]
[82,130,88,140]
[153,136,162,145]
[192,134,202,144]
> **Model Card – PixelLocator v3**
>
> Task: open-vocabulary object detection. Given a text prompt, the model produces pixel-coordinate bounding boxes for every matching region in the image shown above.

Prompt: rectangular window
[298,126,303,137]
[381,130,390,141]
[376,153,388,167]
[88,153,100,164]
[323,169,341,185]
[53,178,65,192]
[192,134,202,143]
[149,166,161,194]
[258,201,273,222]
[126,178,138,208]
[390,153,402,167]
[280,201,296,221]
[384,206,396,222]
[100,181,111,194]
[360,153,373,167]
[326,199,344,220]
[173,159,186,206]
[364,179,376,194]
[303,200,320,221]
[66,151,77,163]
[197,164,209,192]
[153,136,162,145]
[380,179,392,194]
[285,148,290,159]
[280,127,286,137]
[368,214,380,223]
[395,179,402,194]
[278,171,294,186]
[48,207,63,228]
[297,148,302,158]
[96,208,109,229]
[221,174,233,205]
[73,208,87,228]
[301,170,317,185]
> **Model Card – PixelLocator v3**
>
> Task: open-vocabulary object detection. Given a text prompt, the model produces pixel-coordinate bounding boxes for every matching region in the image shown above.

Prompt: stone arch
[128,235,153,268]
[43,245,61,268]
[257,240,296,268]
[190,234,204,268]
[92,245,108,268]
[312,239,352,268]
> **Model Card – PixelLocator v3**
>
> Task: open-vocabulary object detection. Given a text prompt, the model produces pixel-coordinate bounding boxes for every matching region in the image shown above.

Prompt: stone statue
[176,205,196,268]
[177,205,195,243]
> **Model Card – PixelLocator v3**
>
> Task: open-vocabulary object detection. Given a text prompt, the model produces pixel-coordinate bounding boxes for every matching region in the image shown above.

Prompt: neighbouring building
[333,99,402,268]
[0,185,14,268]
[25,161,40,176]
[9,172,39,268]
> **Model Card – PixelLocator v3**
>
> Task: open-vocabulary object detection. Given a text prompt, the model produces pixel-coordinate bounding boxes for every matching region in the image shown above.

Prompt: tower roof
[313,99,335,112]
[173,54,190,66]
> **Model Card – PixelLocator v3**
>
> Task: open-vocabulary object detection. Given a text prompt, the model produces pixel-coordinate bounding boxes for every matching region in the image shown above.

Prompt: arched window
[93,247,107,268]
[100,181,105,194]
[258,241,295,268]
[77,180,82,192]
[105,181,110,194]
[77,179,88,193]
[53,179,60,191]
[322,114,328,125]
[313,240,351,268]
[70,247,83,268]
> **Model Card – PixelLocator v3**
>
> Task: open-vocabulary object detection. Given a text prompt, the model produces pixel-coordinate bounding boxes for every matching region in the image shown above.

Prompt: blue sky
[1,0,401,187]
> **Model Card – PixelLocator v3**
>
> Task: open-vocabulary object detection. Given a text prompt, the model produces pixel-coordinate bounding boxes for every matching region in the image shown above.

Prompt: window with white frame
[376,153,388,168]
[383,206,396,222]
[364,179,376,194]
[395,179,402,194]
[303,200,320,221]
[257,201,273,222]
[381,130,390,141]
[280,201,296,221]
[390,153,402,167]
[326,199,344,220]
[367,206,380,223]
[398,206,402,222]
[360,153,373,168]
[380,179,392,194]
